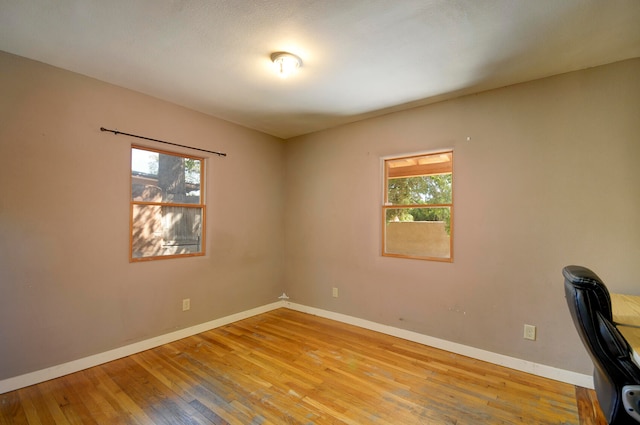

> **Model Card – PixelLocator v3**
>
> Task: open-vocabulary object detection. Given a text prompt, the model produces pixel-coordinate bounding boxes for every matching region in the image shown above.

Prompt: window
[130,146,205,261]
[382,150,453,261]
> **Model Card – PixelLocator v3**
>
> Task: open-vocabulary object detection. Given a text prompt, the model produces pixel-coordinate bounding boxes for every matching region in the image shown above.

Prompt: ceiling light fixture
[271,52,302,78]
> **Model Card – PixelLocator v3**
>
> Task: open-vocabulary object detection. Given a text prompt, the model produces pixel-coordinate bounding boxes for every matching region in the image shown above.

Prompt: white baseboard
[0,299,593,394]
[0,302,282,394]
[283,301,594,389]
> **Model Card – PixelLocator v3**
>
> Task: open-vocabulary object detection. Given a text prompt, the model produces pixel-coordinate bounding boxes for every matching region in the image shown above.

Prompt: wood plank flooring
[0,308,607,424]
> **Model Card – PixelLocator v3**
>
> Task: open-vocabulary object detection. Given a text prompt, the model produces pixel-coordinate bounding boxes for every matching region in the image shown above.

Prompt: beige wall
[0,51,285,379]
[284,58,640,375]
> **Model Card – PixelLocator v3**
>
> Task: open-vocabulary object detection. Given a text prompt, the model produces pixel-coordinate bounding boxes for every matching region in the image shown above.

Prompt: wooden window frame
[382,150,454,262]
[130,145,206,262]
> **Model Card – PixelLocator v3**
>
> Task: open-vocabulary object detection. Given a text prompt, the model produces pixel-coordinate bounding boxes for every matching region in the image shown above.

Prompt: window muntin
[383,151,453,261]
[130,146,205,261]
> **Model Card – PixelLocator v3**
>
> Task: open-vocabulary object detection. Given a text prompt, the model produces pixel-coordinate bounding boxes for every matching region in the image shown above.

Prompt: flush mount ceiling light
[271,52,302,78]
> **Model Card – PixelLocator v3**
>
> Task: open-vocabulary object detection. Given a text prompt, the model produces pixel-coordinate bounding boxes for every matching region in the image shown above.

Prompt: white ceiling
[1,1,639,139]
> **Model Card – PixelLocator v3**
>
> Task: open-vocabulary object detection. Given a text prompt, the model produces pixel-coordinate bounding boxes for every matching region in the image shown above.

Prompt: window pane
[384,207,451,259]
[132,204,203,259]
[387,174,452,206]
[131,148,202,204]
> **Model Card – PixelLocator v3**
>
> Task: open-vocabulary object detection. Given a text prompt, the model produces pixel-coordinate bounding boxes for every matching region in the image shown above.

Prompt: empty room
[1,1,640,424]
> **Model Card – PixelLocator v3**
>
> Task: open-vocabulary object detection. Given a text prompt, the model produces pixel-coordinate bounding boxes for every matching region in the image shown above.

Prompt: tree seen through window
[130,146,205,261]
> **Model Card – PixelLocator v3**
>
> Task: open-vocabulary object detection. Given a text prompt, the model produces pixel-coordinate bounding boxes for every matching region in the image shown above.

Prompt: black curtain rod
[100,127,227,157]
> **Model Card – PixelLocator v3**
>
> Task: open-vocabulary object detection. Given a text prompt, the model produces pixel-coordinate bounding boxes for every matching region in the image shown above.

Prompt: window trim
[381,149,454,262]
[130,144,206,262]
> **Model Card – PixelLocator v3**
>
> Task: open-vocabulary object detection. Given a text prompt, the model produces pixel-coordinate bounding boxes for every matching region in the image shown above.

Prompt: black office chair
[563,265,640,424]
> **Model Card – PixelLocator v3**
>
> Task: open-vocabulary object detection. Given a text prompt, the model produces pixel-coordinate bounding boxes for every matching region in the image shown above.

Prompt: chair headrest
[563,264,612,321]
[563,265,605,289]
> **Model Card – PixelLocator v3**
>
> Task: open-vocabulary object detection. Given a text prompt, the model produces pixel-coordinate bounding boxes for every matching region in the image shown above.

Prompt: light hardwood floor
[0,309,606,424]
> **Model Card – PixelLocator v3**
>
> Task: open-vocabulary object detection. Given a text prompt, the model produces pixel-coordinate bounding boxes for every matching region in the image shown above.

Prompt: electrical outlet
[182,298,191,311]
[524,324,536,340]
[332,287,338,298]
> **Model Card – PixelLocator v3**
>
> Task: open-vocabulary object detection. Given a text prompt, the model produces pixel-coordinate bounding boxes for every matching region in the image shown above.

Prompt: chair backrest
[563,265,640,424]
